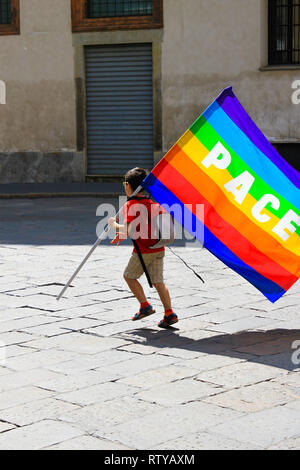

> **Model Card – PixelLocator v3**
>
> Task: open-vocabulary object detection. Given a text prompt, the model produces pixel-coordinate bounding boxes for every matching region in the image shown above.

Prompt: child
[108,167,178,328]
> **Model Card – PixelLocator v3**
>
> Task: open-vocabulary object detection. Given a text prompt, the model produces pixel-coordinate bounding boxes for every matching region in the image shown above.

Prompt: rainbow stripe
[142,87,300,303]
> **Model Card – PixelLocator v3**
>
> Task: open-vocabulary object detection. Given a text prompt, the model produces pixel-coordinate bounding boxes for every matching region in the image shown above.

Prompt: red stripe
[152,161,297,290]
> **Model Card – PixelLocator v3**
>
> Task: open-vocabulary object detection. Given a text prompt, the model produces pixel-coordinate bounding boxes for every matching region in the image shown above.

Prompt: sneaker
[132,305,156,321]
[158,313,178,328]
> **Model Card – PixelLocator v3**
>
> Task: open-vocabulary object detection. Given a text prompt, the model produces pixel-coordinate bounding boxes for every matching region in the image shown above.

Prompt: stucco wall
[161,0,300,151]
[0,0,76,152]
[0,0,299,183]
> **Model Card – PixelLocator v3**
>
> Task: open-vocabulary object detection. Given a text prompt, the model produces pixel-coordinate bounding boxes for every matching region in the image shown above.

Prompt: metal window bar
[269,0,300,65]
[86,0,153,18]
[0,0,12,24]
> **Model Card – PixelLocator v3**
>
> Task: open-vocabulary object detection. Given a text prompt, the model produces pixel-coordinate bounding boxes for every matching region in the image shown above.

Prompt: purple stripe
[216,87,300,190]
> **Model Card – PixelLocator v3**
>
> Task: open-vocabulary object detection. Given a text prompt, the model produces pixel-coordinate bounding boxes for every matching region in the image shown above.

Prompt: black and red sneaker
[132,305,156,321]
[158,313,178,328]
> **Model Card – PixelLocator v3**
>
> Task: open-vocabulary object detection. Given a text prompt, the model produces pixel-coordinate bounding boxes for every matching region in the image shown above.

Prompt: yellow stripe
[177,130,300,257]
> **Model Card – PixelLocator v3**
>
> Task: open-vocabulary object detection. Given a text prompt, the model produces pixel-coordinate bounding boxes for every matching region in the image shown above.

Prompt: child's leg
[124,276,147,304]
[153,282,172,311]
[124,276,156,321]
[154,282,178,328]
[123,253,147,305]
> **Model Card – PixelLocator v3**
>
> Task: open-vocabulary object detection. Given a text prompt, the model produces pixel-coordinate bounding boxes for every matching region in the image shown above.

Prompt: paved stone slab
[37,369,125,394]
[57,382,139,407]
[268,437,300,450]
[213,330,285,348]
[0,307,45,323]
[247,296,299,313]
[195,361,286,388]
[208,294,259,310]
[211,317,275,334]
[44,435,131,450]
[198,309,255,324]
[233,331,300,356]
[135,379,222,406]
[0,366,11,377]
[0,331,38,347]
[0,369,63,393]
[253,351,300,372]
[83,320,142,337]
[0,315,61,333]
[23,333,130,355]
[47,349,137,375]
[50,304,110,319]
[118,365,199,388]
[94,353,177,380]
[213,406,300,448]
[3,345,37,359]
[274,372,300,388]
[0,398,80,426]
[96,402,241,449]
[203,381,300,412]
[61,396,164,434]
[166,303,218,319]
[0,386,53,411]
[176,352,252,373]
[0,422,15,434]
[0,420,83,450]
[4,349,83,372]
[284,400,300,411]
[20,317,105,338]
[117,342,163,355]
[155,432,263,450]
[171,318,214,333]
[258,319,300,331]
[0,294,31,308]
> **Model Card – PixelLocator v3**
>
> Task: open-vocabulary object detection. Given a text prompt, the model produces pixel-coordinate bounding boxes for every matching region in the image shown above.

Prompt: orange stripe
[165,144,300,277]
[153,159,296,290]
[177,131,299,255]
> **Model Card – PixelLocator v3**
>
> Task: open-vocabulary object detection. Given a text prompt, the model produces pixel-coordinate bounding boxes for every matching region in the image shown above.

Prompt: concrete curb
[0,183,123,199]
[0,192,120,199]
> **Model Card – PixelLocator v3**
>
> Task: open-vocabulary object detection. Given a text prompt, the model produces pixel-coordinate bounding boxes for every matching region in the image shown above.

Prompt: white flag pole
[56,185,143,301]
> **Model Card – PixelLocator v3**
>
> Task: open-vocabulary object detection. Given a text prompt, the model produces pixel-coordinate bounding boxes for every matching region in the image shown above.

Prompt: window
[269,0,300,65]
[0,0,19,35]
[0,0,12,24]
[72,0,163,32]
[86,0,153,18]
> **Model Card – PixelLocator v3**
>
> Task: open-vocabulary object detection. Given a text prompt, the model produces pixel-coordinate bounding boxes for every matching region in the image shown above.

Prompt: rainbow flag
[141,87,300,303]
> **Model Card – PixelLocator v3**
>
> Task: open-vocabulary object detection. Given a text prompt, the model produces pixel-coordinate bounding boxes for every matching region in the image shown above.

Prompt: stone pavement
[0,197,299,450]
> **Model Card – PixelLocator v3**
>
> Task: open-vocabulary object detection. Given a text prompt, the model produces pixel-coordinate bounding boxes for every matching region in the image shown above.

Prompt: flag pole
[56,185,143,301]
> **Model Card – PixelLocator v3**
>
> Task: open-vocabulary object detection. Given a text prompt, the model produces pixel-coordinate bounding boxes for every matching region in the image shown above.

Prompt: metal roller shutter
[85,43,154,176]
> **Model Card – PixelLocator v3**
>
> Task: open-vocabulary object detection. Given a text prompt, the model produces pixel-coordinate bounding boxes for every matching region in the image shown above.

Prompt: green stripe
[190,116,300,237]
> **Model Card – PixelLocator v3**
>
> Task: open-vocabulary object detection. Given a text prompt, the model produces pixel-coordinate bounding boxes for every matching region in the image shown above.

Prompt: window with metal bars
[269,0,300,65]
[0,0,19,35]
[86,0,153,18]
[0,0,12,24]
[72,0,162,32]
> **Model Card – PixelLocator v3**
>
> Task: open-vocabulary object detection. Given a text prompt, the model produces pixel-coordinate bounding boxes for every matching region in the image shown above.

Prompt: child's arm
[108,218,131,246]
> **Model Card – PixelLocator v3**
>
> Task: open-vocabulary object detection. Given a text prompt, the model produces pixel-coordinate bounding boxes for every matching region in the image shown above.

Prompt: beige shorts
[124,251,165,284]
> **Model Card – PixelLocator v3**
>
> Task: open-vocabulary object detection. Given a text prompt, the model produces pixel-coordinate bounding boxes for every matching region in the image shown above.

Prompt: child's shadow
[120,328,300,372]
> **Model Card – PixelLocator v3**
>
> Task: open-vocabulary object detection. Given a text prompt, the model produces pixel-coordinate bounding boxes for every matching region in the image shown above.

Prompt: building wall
[0,0,299,183]
[0,0,83,183]
[162,0,300,154]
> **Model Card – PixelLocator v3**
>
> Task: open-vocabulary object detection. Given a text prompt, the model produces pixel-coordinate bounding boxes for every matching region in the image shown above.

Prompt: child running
[108,167,178,328]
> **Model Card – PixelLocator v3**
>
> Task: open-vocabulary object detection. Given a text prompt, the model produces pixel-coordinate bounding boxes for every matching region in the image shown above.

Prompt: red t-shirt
[123,197,165,254]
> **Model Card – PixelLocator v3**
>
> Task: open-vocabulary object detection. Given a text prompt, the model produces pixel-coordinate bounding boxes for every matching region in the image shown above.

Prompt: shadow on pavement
[120,328,300,372]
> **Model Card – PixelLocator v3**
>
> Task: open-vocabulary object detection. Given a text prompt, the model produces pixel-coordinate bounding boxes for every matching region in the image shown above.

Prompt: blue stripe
[202,102,300,211]
[142,173,286,303]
